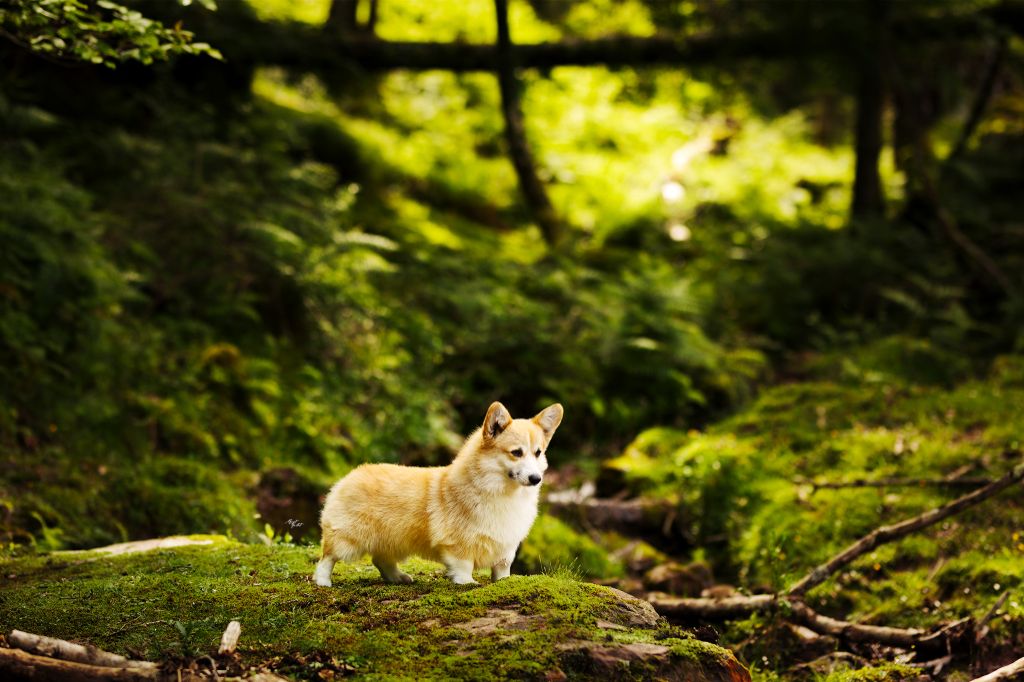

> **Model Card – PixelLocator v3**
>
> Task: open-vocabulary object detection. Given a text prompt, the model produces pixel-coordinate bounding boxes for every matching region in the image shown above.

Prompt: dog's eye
[510,448,523,457]
[535,449,542,456]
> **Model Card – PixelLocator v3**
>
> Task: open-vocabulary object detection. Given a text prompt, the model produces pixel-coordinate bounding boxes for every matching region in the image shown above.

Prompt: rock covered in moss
[0,537,750,681]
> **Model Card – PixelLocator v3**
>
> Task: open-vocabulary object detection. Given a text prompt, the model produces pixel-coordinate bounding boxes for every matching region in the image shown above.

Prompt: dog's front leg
[443,554,477,585]
[491,548,516,581]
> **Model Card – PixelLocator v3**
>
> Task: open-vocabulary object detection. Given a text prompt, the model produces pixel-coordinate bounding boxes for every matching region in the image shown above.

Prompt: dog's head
[476,401,563,488]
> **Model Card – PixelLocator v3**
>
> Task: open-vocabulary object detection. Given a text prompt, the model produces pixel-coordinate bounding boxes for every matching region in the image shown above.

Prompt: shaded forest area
[2,1,1024,680]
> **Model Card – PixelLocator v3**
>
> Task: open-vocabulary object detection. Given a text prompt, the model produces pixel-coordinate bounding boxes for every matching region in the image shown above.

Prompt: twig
[199,654,220,681]
[105,620,169,639]
[970,656,1024,682]
[787,462,1024,597]
[911,655,953,676]
[975,592,1010,643]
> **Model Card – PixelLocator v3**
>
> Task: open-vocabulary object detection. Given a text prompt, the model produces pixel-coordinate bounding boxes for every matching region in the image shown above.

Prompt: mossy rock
[0,537,750,681]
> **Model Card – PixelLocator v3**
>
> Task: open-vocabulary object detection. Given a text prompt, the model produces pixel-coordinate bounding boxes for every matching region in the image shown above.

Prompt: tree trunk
[326,0,359,33]
[850,0,887,220]
[494,0,562,246]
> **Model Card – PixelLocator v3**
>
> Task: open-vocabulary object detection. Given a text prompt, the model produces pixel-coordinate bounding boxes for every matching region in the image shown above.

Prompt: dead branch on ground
[2,624,286,681]
[0,646,157,681]
[7,630,157,671]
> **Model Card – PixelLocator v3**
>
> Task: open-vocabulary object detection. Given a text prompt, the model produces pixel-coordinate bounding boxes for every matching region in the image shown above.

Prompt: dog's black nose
[527,474,542,486]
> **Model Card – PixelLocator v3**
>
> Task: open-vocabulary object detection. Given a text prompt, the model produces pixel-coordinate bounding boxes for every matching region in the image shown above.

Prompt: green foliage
[515,514,624,579]
[0,0,221,67]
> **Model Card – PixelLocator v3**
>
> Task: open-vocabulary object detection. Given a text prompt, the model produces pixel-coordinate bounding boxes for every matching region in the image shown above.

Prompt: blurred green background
[3,0,1024,678]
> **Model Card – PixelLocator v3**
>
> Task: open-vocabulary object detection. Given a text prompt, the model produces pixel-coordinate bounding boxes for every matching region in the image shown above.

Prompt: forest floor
[0,537,746,681]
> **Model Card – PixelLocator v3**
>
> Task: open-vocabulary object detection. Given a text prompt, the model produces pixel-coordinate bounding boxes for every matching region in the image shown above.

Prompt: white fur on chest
[473,487,539,547]
[431,484,540,565]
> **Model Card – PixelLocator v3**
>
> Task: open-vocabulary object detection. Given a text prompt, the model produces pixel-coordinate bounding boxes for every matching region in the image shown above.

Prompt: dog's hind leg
[314,556,335,587]
[315,530,361,587]
[372,557,413,584]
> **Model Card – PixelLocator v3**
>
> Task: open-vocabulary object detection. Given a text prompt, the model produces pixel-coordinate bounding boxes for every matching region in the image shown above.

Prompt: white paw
[450,575,478,585]
[313,560,334,587]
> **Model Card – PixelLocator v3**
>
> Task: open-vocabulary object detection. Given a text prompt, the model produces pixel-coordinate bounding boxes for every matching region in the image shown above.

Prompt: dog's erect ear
[483,401,513,440]
[532,403,563,442]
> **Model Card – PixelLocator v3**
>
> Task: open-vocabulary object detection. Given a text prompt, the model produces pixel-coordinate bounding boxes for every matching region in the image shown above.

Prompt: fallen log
[0,647,157,681]
[8,630,157,671]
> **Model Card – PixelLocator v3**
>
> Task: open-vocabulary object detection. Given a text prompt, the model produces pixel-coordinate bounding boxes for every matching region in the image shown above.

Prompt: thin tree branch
[946,36,1008,164]
[787,461,1024,598]
[919,156,1015,296]
[975,592,1010,643]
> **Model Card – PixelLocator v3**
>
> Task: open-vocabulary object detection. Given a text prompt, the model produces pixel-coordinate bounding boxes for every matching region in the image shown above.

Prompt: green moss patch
[0,539,744,680]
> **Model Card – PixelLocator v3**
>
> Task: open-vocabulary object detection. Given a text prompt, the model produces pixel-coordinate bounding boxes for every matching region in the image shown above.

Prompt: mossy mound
[0,538,749,681]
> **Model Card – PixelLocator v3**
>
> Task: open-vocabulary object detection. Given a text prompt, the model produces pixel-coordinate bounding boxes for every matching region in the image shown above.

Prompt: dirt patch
[453,608,543,636]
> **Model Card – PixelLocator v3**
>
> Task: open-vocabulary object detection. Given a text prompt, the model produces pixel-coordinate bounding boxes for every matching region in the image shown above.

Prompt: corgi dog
[314,401,563,586]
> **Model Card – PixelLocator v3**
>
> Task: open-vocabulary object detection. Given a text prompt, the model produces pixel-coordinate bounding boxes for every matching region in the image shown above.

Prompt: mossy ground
[602,349,1024,671]
[0,538,737,680]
